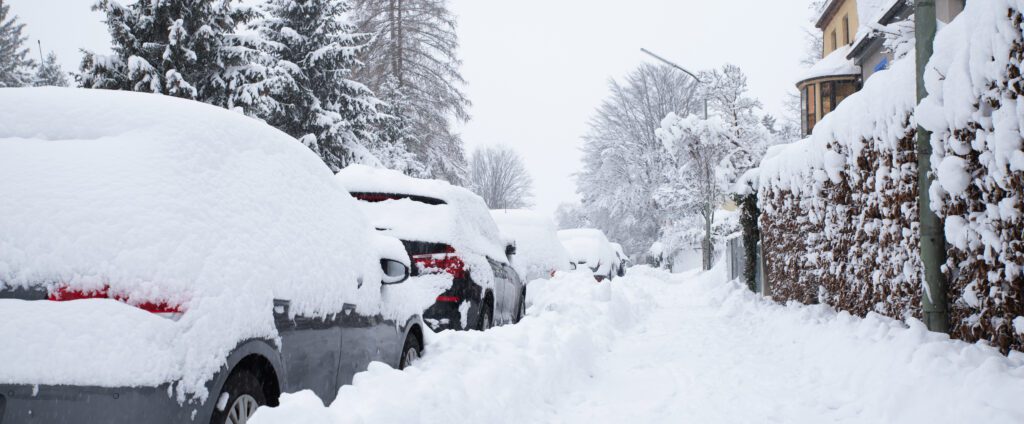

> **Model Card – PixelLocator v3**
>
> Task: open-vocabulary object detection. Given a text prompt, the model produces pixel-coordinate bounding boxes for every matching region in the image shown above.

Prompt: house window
[803,84,817,135]
[831,30,838,52]
[821,81,834,115]
[834,80,858,106]
[842,15,850,45]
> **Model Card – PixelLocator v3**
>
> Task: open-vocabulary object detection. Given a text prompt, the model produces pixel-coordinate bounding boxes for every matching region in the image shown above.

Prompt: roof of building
[847,0,911,60]
[797,45,861,85]
[816,0,890,30]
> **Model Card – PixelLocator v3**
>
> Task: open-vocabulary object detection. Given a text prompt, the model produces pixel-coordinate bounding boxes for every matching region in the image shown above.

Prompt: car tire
[210,368,266,424]
[476,301,493,331]
[514,289,527,323]
[399,331,423,370]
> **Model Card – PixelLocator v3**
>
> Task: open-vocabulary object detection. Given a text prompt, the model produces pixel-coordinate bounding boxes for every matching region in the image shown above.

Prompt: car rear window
[351,192,446,205]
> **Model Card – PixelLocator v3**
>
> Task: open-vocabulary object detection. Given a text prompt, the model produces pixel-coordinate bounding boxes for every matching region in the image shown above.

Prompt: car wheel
[399,331,423,370]
[210,369,266,424]
[514,290,526,323]
[476,302,493,331]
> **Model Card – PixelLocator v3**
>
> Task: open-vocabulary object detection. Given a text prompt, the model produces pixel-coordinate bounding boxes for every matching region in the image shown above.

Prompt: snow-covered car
[338,165,526,332]
[557,229,619,282]
[610,242,630,278]
[490,209,573,281]
[0,88,430,424]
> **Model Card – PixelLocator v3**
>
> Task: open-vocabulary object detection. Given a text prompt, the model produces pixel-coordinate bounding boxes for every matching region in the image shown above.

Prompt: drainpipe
[915,0,949,333]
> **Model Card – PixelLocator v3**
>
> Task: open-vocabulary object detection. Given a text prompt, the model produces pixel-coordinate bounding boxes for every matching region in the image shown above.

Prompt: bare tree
[467,145,534,209]
[350,0,470,184]
[577,63,700,254]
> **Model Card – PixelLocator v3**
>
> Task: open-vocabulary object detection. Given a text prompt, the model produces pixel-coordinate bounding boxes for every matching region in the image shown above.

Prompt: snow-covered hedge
[918,0,1024,352]
[759,0,1024,353]
[760,55,922,320]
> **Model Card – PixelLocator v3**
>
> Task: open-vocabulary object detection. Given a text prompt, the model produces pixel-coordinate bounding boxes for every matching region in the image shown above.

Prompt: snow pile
[250,270,657,424]
[252,263,1024,423]
[0,88,398,400]
[557,229,618,277]
[336,165,508,264]
[916,0,1024,352]
[489,209,571,281]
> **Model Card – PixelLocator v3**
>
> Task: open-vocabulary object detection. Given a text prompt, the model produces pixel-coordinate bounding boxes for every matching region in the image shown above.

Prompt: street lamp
[640,48,708,119]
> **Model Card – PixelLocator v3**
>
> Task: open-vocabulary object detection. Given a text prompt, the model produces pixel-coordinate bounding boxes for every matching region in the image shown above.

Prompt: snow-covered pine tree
[234,0,386,171]
[350,0,470,183]
[79,0,257,106]
[0,1,35,87]
[34,51,69,87]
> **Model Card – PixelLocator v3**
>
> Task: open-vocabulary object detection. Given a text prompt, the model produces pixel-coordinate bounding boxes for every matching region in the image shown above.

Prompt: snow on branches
[917,0,1024,352]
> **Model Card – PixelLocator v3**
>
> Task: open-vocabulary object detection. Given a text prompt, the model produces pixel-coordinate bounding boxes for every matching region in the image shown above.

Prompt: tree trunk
[703,205,714,271]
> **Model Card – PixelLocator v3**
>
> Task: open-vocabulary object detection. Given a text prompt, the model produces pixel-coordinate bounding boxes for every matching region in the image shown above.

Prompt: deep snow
[251,264,1024,424]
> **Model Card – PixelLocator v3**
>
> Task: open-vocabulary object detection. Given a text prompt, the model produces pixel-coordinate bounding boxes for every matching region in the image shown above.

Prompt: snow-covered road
[252,265,1024,424]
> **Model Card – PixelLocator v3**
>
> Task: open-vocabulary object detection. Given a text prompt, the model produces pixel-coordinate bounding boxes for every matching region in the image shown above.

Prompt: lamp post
[640,48,707,119]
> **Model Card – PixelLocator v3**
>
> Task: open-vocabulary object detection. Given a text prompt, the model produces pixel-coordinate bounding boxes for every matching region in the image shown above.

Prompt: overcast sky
[8,0,810,218]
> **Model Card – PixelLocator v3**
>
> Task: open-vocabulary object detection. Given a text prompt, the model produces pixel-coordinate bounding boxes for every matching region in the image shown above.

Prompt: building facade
[797,0,966,136]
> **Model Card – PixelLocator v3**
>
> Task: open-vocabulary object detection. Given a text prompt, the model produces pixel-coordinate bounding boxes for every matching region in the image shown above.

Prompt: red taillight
[48,285,185,316]
[413,246,466,279]
[436,295,461,302]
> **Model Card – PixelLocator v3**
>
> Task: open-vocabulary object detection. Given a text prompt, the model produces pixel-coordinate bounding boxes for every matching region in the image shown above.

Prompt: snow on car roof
[0,87,393,399]
[337,165,508,263]
[557,229,617,275]
[490,209,571,281]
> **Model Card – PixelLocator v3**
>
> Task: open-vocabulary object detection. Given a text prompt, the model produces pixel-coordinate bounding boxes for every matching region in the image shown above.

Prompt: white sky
[8,0,811,218]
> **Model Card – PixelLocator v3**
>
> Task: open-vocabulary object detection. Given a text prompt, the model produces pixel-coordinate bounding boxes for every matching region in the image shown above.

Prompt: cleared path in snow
[252,266,1024,424]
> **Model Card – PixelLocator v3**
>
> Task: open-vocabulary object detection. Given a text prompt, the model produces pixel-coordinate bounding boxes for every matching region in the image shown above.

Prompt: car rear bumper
[0,383,203,424]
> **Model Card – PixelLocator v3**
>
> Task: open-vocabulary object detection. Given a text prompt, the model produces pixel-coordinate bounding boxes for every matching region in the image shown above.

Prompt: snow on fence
[757,0,1024,352]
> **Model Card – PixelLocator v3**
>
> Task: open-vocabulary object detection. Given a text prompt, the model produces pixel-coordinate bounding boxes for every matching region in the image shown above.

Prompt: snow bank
[692,264,1024,424]
[916,0,1024,351]
[336,165,508,264]
[250,270,657,424]
[490,209,571,281]
[0,88,395,400]
[251,263,1024,423]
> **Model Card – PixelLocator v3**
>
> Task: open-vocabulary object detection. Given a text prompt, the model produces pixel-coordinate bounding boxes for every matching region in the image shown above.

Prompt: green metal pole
[915,0,949,333]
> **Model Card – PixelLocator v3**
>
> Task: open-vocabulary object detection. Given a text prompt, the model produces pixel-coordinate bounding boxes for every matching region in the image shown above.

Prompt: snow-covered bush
[759,55,922,320]
[759,0,1024,353]
[917,0,1024,352]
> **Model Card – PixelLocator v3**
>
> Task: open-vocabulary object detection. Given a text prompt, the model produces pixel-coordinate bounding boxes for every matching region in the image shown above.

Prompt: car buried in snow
[557,229,620,282]
[337,165,527,332]
[610,242,630,278]
[0,88,433,424]
[490,209,574,282]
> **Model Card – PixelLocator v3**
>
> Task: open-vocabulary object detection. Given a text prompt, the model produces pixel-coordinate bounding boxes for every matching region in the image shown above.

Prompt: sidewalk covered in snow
[250,264,1024,424]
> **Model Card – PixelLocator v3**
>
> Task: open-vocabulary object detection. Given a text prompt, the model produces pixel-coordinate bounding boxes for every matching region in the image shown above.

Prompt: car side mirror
[505,243,517,257]
[380,259,409,284]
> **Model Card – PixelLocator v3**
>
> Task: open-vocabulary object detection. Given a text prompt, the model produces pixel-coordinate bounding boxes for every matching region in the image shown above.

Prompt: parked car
[490,209,573,282]
[557,229,620,282]
[610,242,630,278]
[0,88,430,424]
[338,165,526,332]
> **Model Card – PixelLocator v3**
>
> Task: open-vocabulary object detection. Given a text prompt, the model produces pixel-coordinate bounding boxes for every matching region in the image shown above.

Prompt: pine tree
[34,51,69,87]
[79,0,258,106]
[235,0,386,171]
[350,0,470,183]
[0,1,35,87]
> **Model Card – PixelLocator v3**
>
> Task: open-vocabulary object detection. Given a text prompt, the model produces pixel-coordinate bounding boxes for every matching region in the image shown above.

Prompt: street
[252,265,1024,424]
